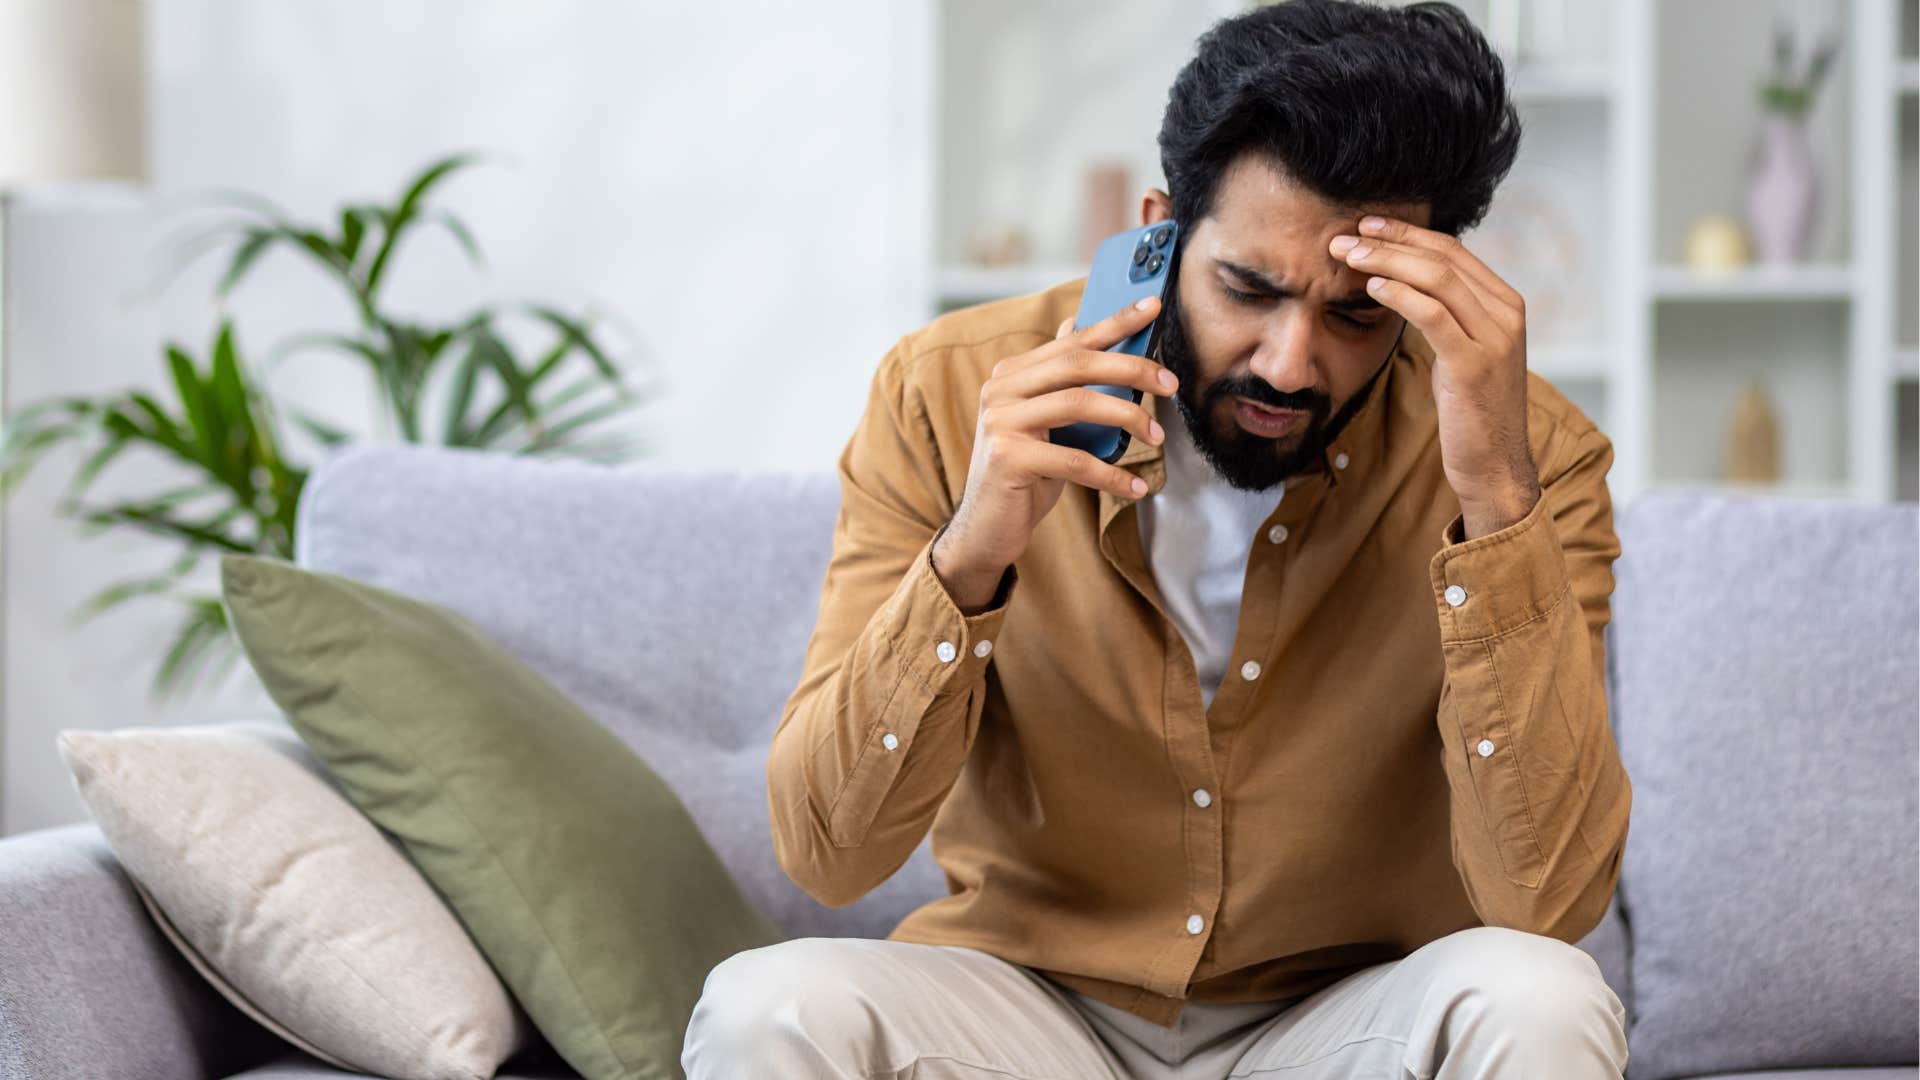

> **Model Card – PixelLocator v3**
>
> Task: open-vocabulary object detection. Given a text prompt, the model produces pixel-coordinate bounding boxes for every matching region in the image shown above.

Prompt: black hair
[1157,0,1521,237]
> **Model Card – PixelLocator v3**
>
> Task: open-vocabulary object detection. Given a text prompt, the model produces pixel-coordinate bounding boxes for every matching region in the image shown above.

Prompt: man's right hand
[931,294,1179,610]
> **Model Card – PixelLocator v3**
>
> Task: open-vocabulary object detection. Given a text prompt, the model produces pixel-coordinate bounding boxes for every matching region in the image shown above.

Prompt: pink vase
[1745,112,1817,264]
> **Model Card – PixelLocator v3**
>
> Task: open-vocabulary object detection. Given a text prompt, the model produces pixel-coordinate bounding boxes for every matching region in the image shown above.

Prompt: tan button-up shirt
[771,277,1631,1028]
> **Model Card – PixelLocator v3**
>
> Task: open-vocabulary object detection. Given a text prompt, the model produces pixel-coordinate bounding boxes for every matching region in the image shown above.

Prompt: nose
[1246,305,1318,396]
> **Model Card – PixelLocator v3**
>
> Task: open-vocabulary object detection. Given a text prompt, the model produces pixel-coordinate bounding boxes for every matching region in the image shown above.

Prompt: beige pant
[681,925,1628,1079]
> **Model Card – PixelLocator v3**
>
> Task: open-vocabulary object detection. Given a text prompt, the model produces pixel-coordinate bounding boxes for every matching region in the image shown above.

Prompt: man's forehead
[1206,154,1430,233]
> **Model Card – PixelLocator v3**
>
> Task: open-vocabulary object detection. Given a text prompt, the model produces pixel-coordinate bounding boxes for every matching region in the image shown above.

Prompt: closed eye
[1222,282,1379,330]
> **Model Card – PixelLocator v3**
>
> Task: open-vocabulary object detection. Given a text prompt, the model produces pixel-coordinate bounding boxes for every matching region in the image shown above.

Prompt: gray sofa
[2,442,1915,1080]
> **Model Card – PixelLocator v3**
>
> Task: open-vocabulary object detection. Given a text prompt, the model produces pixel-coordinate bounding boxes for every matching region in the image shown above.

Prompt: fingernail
[1158,369,1177,390]
[1361,215,1386,230]
[1347,243,1371,260]
[1150,419,1164,442]
[1135,296,1157,310]
[1131,477,1148,495]
[1330,235,1359,254]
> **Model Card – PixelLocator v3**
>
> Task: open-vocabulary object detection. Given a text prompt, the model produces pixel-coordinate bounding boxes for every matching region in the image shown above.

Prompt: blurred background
[0,0,1914,835]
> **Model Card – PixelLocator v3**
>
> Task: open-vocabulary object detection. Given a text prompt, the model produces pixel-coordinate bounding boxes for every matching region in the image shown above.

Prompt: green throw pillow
[220,553,780,1080]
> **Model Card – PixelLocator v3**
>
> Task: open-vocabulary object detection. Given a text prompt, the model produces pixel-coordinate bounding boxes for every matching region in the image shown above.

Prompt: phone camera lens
[1153,227,1172,248]
[1132,245,1149,266]
[1147,253,1164,274]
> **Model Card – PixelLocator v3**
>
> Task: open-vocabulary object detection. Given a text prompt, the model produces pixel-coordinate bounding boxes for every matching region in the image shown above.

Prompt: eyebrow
[1217,258,1384,313]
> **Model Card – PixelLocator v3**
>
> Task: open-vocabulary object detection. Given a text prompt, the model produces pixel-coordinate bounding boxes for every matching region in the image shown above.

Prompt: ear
[1140,187,1174,226]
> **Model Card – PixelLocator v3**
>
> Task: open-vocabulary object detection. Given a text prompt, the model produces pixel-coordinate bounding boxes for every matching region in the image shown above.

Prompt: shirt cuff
[888,533,1018,696]
[1429,491,1571,643]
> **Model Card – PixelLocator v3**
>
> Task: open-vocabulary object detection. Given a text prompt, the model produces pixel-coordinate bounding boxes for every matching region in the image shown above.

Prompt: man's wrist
[931,521,1010,615]
[1456,473,1542,541]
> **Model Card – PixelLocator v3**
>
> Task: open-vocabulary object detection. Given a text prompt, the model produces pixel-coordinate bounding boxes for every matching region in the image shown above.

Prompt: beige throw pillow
[57,719,533,1080]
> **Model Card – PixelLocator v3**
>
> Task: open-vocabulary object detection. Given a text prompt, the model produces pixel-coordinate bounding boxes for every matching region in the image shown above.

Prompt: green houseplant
[1758,20,1839,120]
[0,152,657,699]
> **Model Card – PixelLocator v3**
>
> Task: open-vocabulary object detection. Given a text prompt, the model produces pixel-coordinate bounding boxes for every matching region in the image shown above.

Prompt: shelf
[1649,263,1857,301]
[936,264,1083,305]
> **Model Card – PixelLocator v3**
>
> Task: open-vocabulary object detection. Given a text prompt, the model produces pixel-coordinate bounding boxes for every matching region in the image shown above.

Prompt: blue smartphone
[1048,221,1179,465]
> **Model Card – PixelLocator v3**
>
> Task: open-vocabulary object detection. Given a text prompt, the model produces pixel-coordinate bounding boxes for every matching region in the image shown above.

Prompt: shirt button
[1186,914,1204,935]
[1477,738,1495,757]
[936,640,957,662]
[1240,659,1261,681]
[1192,788,1212,808]
[973,639,993,658]
[1334,452,1350,470]
[1444,584,1468,608]
[883,732,900,751]
[1267,523,1289,544]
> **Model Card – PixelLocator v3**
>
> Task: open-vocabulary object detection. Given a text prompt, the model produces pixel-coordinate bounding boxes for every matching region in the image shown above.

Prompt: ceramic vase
[1745,112,1816,264]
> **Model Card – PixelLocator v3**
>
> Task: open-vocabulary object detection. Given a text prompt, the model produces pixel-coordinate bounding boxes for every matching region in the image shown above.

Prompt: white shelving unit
[1888,2,1919,500]
[921,0,1919,506]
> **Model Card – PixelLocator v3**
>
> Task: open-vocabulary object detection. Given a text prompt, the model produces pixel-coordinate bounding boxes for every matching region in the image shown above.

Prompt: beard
[1154,271,1393,493]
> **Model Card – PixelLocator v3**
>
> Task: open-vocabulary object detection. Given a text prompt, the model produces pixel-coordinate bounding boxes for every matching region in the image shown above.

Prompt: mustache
[1211,381,1329,414]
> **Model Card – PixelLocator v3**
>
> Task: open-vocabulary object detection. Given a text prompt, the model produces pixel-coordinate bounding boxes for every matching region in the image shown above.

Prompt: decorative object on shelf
[0,153,656,700]
[965,220,1031,267]
[1080,163,1132,263]
[1683,213,1752,273]
[1745,20,1839,264]
[1724,379,1782,486]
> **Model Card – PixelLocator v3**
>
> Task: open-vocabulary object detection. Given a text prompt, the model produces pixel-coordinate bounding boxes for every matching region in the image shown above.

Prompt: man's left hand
[1330,214,1541,540]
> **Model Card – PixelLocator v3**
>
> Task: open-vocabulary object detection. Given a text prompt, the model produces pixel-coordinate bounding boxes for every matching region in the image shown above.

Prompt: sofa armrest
[0,823,286,1080]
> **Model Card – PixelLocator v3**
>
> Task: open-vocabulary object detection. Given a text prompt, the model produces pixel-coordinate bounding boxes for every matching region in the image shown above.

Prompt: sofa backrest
[1606,491,1918,1080]
[295,443,947,943]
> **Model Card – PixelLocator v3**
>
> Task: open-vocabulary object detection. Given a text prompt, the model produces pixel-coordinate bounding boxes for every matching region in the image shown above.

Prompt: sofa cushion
[220,553,780,1080]
[1609,493,1919,1080]
[292,444,950,940]
[57,720,532,1079]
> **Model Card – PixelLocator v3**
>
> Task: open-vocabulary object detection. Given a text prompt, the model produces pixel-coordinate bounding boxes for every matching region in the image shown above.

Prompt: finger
[1338,238,1503,344]
[1362,274,1473,356]
[1341,235,1504,325]
[1357,215,1524,314]
[996,294,1162,380]
[1008,438,1149,500]
[998,384,1163,449]
[1056,318,1074,339]
[996,297,1160,379]
[1073,292,1161,345]
[992,347,1177,405]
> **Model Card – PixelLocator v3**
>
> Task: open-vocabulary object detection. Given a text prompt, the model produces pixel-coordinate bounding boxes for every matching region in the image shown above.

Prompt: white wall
[3,0,932,834]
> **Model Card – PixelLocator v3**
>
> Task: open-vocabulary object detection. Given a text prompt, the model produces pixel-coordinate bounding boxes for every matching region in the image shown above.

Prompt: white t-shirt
[1135,404,1285,710]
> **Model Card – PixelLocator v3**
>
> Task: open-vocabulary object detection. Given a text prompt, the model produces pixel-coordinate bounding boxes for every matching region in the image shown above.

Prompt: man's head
[1143,0,1521,491]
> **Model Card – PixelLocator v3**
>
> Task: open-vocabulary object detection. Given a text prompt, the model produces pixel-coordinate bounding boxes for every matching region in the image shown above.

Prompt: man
[684,1,1631,1076]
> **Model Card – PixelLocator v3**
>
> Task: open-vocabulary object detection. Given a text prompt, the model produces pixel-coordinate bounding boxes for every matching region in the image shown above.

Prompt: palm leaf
[364,151,486,299]
[216,230,274,297]
[75,550,203,621]
[152,597,235,703]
